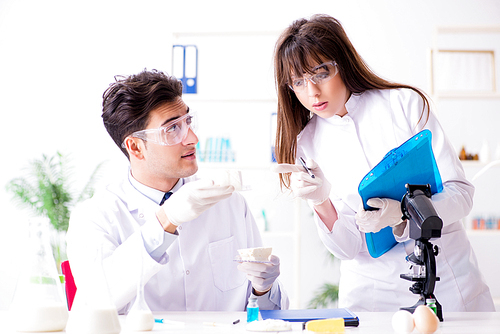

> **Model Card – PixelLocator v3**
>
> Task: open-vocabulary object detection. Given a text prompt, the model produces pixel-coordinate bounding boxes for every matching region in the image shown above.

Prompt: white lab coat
[66,174,288,314]
[297,88,494,312]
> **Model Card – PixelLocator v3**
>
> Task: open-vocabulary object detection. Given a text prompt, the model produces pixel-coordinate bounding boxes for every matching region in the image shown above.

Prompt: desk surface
[1,311,499,333]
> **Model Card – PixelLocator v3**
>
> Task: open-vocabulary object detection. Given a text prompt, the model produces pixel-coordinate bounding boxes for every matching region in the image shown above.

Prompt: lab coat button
[139,213,144,219]
[186,270,190,275]
[178,226,183,230]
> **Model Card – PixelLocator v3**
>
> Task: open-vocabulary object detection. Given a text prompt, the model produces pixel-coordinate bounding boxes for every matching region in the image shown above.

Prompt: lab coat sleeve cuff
[253,280,289,310]
[313,199,358,235]
[315,207,359,237]
[393,221,410,242]
[313,202,364,260]
[141,214,178,263]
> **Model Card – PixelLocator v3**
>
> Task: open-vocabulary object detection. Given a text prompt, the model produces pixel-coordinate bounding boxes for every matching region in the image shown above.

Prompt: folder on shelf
[358,129,443,258]
[260,308,359,326]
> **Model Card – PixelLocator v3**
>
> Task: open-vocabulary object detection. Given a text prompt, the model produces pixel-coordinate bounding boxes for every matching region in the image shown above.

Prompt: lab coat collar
[322,114,351,125]
[119,170,187,212]
[309,92,364,126]
[128,171,184,205]
[128,172,165,205]
[345,91,363,115]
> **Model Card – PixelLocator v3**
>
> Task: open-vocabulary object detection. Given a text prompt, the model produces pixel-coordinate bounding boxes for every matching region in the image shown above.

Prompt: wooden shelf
[466,229,500,236]
[433,93,500,99]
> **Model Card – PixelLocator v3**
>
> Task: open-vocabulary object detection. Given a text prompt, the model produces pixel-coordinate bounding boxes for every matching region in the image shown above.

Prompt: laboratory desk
[1,311,499,333]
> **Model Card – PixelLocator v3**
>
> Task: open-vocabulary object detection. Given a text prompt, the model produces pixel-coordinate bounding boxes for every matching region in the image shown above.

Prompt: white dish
[246,319,292,332]
[233,256,272,264]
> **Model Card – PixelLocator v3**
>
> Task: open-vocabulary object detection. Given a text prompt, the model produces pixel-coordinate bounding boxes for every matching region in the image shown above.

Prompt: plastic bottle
[247,296,260,322]
[426,298,437,315]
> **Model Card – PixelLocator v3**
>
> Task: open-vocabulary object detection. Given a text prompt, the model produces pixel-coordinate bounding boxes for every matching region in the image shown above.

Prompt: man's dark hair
[102,69,183,159]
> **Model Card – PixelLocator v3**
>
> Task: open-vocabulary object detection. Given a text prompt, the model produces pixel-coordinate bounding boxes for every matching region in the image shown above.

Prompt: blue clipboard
[260,308,359,326]
[358,129,443,258]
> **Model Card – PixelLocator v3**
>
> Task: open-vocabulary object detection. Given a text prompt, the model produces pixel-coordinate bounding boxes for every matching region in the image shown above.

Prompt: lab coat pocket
[208,236,247,292]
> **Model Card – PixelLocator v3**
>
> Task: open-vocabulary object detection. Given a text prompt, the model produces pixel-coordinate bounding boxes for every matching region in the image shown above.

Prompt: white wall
[1,0,500,310]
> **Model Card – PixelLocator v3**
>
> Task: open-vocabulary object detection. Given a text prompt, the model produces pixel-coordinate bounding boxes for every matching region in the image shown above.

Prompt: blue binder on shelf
[172,45,198,94]
[358,129,443,258]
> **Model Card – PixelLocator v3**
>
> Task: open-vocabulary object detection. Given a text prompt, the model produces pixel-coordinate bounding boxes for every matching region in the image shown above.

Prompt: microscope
[399,184,444,321]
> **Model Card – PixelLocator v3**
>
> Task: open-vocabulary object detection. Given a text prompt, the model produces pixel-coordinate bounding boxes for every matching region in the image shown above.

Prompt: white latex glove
[271,159,331,205]
[237,255,280,293]
[355,198,404,233]
[162,179,234,226]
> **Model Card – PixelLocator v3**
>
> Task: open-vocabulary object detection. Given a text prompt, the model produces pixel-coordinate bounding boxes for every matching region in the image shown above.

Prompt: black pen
[299,157,315,178]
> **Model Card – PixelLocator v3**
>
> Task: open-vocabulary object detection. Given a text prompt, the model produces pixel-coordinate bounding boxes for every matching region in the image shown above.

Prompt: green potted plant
[6,151,104,272]
[308,252,339,309]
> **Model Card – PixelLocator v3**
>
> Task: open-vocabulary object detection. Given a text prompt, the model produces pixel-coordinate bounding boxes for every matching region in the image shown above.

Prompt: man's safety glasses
[288,61,338,93]
[122,112,197,147]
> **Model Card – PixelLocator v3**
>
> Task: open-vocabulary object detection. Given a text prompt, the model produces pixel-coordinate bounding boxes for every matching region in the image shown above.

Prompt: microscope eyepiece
[402,184,443,240]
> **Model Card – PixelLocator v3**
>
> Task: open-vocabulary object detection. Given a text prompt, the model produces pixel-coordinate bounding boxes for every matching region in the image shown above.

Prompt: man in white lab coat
[66,69,288,314]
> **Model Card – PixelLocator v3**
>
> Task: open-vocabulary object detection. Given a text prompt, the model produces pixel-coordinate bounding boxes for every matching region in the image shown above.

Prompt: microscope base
[400,297,443,322]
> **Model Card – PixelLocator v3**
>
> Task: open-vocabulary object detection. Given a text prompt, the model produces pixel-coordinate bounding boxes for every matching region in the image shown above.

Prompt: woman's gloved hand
[355,198,404,233]
[162,179,234,226]
[271,158,331,205]
[237,255,281,294]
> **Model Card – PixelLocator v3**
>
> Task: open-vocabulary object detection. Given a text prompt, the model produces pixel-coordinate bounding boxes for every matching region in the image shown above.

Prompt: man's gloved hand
[355,198,404,233]
[237,255,280,294]
[271,158,331,205]
[162,179,234,226]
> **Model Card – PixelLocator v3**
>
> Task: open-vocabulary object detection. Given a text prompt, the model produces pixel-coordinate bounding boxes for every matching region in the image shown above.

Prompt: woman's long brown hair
[273,14,430,189]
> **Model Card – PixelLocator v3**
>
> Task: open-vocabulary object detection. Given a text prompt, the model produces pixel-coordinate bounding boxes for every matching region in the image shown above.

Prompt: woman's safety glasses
[123,112,197,147]
[289,61,338,93]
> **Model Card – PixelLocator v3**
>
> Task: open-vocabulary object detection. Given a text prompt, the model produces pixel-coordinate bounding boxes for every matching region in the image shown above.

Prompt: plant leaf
[308,283,339,309]
[5,152,102,232]
[77,160,106,203]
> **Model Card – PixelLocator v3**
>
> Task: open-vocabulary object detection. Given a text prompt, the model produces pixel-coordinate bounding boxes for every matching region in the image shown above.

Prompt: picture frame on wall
[431,49,496,95]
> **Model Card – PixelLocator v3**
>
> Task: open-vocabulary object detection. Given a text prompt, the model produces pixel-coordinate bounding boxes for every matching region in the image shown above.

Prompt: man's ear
[123,137,145,160]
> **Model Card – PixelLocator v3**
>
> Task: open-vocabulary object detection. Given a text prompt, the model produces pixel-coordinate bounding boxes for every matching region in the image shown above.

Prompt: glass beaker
[65,245,121,334]
[9,217,69,332]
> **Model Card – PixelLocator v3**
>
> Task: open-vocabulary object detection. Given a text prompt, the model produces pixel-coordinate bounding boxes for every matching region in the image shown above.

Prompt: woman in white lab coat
[272,14,494,312]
